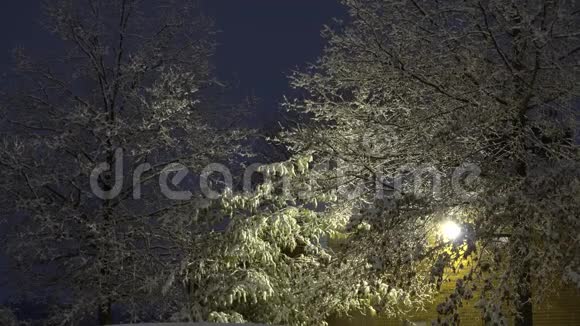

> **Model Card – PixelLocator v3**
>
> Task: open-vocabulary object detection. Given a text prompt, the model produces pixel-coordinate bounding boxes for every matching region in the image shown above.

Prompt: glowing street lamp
[441,221,462,241]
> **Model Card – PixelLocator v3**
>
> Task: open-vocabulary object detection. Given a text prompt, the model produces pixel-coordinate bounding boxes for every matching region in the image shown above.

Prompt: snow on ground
[111,323,269,326]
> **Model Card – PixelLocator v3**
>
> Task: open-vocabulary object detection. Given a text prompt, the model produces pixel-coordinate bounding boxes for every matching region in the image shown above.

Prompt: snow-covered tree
[284,0,580,324]
[0,0,245,324]
[184,0,579,325]
[0,307,17,326]
[180,154,436,326]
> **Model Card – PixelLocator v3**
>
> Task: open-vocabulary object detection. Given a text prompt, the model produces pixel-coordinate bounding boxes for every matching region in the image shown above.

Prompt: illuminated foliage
[195,0,580,325]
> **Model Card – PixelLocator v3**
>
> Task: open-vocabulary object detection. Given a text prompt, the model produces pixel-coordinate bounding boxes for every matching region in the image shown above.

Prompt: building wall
[329,278,580,326]
[532,286,580,326]
[326,238,580,326]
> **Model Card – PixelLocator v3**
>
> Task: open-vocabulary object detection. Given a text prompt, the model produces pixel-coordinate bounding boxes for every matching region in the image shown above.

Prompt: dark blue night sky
[204,1,346,125]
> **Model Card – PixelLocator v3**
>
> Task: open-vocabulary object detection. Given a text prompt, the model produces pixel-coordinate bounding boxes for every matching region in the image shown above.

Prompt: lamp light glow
[442,221,462,241]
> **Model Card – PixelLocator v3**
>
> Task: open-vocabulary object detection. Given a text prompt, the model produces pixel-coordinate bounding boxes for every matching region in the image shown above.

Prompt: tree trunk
[515,269,533,326]
[98,299,112,325]
[99,144,115,325]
